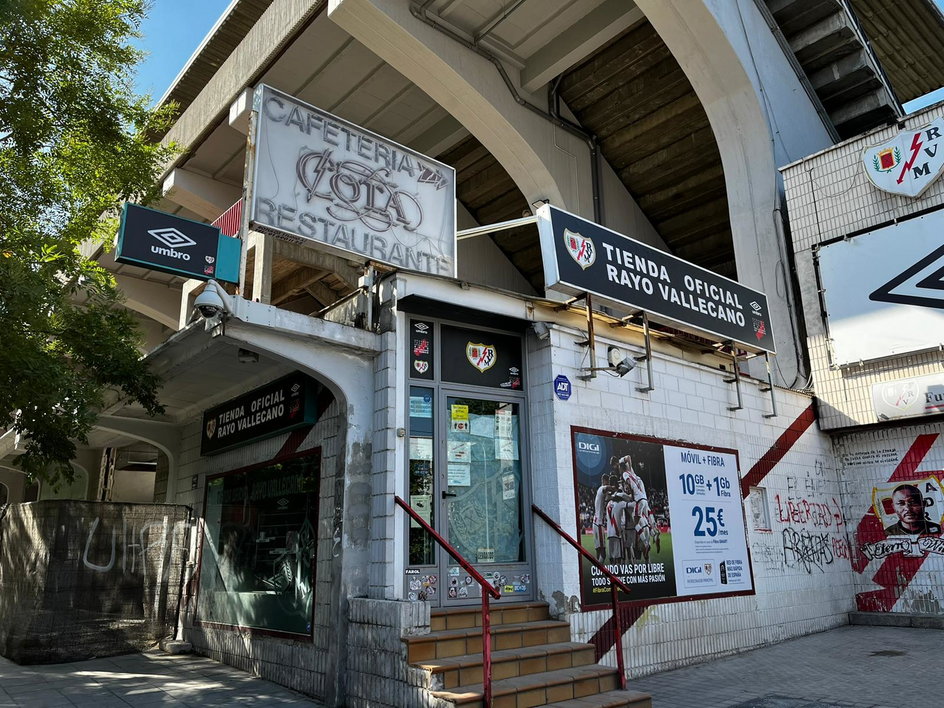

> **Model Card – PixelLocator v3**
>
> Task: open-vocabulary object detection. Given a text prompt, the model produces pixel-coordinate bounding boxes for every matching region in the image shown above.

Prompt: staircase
[761,0,900,138]
[403,602,651,708]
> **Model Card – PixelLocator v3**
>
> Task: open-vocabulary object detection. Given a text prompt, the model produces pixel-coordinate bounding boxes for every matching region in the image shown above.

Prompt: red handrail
[394,496,500,707]
[531,503,628,690]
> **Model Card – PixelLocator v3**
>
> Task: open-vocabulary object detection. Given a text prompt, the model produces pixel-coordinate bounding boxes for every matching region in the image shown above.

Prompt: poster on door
[572,426,754,608]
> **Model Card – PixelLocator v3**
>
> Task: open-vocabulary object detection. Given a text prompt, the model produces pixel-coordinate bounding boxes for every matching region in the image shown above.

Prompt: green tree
[0,0,175,486]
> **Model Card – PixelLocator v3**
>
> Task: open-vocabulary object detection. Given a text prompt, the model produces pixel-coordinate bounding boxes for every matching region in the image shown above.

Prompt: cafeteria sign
[536,205,775,353]
[201,372,319,455]
[249,85,456,277]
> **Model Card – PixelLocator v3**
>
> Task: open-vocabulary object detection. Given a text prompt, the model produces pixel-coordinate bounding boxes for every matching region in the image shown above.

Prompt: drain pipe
[410,2,603,224]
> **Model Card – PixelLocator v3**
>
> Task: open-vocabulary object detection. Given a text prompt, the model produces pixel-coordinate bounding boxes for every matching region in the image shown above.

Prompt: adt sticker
[554,374,572,401]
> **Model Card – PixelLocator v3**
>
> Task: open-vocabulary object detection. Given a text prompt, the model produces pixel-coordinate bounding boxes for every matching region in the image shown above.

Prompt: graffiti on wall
[761,461,853,575]
[82,517,169,576]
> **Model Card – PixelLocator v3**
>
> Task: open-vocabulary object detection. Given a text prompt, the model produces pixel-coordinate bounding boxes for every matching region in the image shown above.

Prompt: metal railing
[531,504,629,690]
[394,496,501,707]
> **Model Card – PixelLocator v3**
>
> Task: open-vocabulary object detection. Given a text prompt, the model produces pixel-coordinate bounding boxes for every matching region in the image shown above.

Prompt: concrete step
[431,602,551,631]
[432,664,624,708]
[546,689,653,708]
[417,642,597,690]
[405,620,572,663]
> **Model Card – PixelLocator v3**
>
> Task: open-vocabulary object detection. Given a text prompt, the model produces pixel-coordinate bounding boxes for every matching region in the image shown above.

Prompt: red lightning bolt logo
[897,132,923,184]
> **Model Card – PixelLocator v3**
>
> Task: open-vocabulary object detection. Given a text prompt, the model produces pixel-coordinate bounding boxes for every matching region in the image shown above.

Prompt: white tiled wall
[783,103,944,429]
[526,325,854,677]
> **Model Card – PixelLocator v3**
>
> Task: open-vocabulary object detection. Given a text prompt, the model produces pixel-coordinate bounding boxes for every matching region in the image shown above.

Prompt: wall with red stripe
[833,425,944,615]
[527,327,854,679]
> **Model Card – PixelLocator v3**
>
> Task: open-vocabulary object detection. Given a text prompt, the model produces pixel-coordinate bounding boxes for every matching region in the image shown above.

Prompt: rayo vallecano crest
[862,118,944,198]
[466,342,496,372]
[563,228,595,269]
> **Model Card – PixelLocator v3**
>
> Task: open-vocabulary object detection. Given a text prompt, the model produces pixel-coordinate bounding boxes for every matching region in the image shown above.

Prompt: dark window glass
[408,386,435,564]
[197,453,319,635]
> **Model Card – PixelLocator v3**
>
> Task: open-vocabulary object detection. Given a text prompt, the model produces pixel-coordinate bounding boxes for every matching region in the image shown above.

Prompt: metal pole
[585,294,596,379]
[457,215,538,240]
[725,348,743,411]
[763,352,778,418]
[636,312,654,393]
[611,585,627,690]
[237,96,257,297]
[482,591,492,707]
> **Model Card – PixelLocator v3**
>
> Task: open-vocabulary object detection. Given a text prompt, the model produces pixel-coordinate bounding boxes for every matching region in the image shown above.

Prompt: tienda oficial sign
[248,85,456,277]
[536,205,775,353]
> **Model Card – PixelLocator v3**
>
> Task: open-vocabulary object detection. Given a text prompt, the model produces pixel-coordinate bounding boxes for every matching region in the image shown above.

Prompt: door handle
[442,490,457,498]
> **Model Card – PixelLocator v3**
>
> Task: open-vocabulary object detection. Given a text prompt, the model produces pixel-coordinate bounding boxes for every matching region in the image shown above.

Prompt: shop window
[196,451,320,636]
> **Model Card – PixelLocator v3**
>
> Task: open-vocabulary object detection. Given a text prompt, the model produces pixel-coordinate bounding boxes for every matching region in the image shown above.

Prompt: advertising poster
[572,427,754,608]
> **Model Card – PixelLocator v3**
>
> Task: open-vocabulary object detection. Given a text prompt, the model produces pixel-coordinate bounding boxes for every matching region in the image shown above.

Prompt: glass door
[440,394,532,605]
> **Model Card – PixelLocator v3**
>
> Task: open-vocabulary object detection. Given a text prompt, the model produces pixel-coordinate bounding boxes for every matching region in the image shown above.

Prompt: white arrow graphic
[870,243,944,309]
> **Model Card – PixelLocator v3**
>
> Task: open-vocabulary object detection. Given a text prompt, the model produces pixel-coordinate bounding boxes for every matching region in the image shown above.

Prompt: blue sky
[132,0,234,102]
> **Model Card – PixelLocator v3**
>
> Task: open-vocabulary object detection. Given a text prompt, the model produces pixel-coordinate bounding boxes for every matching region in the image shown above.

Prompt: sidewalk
[0,625,937,707]
[0,651,322,707]
[628,624,940,708]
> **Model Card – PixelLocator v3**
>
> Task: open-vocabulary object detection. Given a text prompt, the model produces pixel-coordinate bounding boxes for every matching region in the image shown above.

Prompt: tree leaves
[1,0,175,485]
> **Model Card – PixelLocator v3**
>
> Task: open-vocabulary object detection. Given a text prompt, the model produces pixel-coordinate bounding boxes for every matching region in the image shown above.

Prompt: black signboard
[201,372,319,455]
[116,203,240,283]
[409,319,434,380]
[536,205,775,353]
[441,325,523,390]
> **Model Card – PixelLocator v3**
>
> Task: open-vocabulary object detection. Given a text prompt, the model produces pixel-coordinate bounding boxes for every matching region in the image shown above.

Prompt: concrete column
[637,0,835,386]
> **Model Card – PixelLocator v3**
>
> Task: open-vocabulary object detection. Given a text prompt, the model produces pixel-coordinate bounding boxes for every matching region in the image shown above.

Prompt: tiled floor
[628,625,940,708]
[0,651,321,707]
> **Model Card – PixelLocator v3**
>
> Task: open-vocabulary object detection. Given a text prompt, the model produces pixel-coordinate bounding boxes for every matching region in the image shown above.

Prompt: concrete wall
[0,501,189,664]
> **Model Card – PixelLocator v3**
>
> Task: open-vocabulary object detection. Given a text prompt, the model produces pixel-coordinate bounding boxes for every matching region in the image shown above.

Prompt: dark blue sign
[537,204,775,353]
[554,374,572,401]
[116,203,240,283]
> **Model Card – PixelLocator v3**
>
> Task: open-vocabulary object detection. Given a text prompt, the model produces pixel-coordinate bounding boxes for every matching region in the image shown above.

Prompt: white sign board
[249,85,456,276]
[872,372,944,422]
[817,212,944,365]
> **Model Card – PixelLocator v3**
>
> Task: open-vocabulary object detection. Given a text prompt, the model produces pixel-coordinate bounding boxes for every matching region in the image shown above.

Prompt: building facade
[3,1,944,705]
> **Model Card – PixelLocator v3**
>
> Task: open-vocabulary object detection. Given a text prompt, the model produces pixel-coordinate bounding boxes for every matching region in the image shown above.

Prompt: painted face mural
[859,477,944,562]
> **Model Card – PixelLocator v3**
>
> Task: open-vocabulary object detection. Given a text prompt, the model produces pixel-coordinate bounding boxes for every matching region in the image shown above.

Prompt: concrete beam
[521,1,644,92]
[162,168,241,221]
[249,232,274,304]
[272,238,361,289]
[271,266,329,305]
[115,274,180,330]
[329,0,590,216]
[229,87,254,135]
[636,0,834,386]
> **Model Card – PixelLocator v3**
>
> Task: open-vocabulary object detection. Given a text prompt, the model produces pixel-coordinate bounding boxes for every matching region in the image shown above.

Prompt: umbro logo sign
[148,227,196,261]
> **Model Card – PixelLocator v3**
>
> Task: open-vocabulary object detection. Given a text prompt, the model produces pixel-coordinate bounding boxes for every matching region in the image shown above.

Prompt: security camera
[193,280,230,323]
[607,346,636,377]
